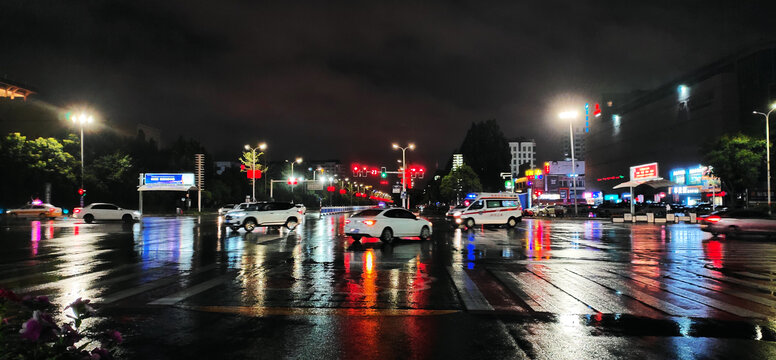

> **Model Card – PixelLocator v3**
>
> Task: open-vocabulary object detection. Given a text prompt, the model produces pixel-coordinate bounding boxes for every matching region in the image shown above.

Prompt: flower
[19,317,42,341]
[61,323,83,347]
[65,297,96,319]
[0,288,21,302]
[90,347,112,360]
[105,330,123,344]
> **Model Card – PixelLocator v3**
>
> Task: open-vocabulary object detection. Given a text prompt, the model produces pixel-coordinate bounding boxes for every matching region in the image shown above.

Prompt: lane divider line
[446,266,494,311]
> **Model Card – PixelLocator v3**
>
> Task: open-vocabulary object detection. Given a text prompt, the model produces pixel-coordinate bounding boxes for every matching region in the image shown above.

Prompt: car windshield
[351,209,383,217]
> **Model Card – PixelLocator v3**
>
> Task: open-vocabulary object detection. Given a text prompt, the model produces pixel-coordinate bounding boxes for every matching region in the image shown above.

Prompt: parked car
[73,203,141,223]
[593,202,630,217]
[345,208,432,244]
[699,209,776,237]
[223,202,302,232]
[6,202,63,219]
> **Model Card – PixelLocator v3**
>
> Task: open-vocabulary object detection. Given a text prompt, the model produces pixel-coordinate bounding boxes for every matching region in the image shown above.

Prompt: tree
[702,133,766,206]
[439,164,482,202]
[457,119,511,191]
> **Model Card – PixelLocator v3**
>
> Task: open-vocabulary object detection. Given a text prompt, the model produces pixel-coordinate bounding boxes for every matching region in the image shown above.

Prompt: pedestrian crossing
[448,263,776,320]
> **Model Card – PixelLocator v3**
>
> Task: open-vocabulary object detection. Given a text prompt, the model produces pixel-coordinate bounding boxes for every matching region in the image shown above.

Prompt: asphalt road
[2,213,776,359]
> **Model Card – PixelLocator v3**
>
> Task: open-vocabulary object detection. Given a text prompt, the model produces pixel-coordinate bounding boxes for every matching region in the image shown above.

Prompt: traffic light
[326,186,335,192]
[78,188,85,196]
[339,189,347,195]
[287,177,298,185]
[380,167,387,178]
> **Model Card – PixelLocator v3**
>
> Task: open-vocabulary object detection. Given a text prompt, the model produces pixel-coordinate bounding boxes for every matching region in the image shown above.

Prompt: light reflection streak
[31,220,41,256]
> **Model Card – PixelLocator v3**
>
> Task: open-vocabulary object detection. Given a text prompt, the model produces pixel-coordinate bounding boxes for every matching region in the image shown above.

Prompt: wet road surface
[2,214,776,358]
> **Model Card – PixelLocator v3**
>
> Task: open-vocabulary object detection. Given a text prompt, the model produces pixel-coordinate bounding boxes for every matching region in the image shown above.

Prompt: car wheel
[507,217,517,228]
[83,214,94,224]
[727,226,741,238]
[419,226,431,240]
[230,225,241,232]
[465,218,475,229]
[711,232,719,237]
[244,219,257,232]
[122,214,133,223]
[380,227,394,244]
[285,217,299,230]
[351,235,363,241]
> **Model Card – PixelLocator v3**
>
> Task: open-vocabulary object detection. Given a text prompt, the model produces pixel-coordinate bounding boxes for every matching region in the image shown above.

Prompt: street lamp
[71,112,94,207]
[287,157,303,201]
[392,143,415,208]
[244,143,266,202]
[559,111,578,216]
[754,102,776,214]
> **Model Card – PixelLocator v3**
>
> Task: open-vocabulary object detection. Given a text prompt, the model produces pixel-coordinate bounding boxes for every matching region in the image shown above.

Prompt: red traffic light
[339,189,346,195]
[78,188,85,196]
[240,164,246,171]
[326,186,335,192]
[287,177,298,185]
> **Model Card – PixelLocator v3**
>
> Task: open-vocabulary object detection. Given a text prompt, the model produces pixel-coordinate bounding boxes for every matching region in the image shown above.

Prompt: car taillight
[74,208,81,213]
[705,215,721,223]
[362,219,377,226]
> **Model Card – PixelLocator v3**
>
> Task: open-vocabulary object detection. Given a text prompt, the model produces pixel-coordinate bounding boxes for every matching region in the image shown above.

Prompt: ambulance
[451,192,523,228]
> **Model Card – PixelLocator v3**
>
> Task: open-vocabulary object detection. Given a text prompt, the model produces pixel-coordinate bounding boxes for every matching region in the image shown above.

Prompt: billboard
[144,173,196,187]
[630,163,658,181]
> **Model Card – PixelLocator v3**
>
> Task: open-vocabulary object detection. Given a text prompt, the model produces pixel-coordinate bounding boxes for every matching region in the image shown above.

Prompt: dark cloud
[2,0,775,170]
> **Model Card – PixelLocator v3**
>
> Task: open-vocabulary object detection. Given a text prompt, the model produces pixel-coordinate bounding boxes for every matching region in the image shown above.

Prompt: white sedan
[73,203,141,223]
[345,208,432,244]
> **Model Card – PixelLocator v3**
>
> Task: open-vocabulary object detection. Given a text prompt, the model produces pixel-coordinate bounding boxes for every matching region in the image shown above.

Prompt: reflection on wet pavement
[4,214,776,357]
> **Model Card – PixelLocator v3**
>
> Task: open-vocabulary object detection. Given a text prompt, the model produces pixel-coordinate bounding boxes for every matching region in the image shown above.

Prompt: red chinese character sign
[630,163,659,181]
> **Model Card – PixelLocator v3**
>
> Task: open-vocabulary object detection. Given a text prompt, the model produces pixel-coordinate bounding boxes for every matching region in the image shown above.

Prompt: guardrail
[612,213,698,224]
[319,206,374,216]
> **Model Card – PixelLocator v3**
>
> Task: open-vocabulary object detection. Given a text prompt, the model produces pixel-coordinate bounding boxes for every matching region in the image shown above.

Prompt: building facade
[587,44,776,199]
[508,138,536,176]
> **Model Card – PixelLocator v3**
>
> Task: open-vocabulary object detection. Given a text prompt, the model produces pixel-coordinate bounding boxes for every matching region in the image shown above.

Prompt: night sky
[2,1,776,170]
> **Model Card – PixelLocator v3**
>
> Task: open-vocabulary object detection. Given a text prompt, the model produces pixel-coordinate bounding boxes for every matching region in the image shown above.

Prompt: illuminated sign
[671,169,686,184]
[144,173,195,186]
[538,193,561,200]
[603,194,619,201]
[597,175,625,181]
[630,163,658,181]
[687,166,704,185]
[670,186,701,195]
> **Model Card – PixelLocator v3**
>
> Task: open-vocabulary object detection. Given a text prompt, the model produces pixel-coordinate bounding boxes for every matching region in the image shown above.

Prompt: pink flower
[66,297,96,319]
[61,323,83,347]
[90,347,112,360]
[19,318,42,341]
[0,288,21,302]
[106,330,123,344]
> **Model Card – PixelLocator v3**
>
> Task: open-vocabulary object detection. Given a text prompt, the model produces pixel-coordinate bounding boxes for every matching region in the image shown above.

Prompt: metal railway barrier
[319,206,374,216]
[612,212,697,223]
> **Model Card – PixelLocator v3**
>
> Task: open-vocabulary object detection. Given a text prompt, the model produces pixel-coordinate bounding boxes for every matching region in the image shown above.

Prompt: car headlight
[133,211,141,216]
[453,211,461,217]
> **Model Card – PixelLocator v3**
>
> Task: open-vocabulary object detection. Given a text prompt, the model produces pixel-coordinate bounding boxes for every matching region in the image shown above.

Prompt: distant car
[345,208,432,244]
[524,206,542,216]
[223,202,302,232]
[594,202,629,217]
[6,202,63,219]
[699,209,776,237]
[73,203,140,223]
[218,204,237,216]
[295,204,307,216]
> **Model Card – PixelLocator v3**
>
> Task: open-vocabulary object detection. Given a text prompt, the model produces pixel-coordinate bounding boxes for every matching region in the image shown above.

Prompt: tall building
[561,126,585,160]
[508,138,536,176]
[587,43,776,200]
[452,154,463,170]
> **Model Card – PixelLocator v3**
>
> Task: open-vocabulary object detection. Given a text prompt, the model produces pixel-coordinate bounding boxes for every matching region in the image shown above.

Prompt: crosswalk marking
[148,274,232,305]
[14,263,138,293]
[663,269,776,309]
[492,270,594,314]
[528,266,632,314]
[447,266,493,311]
[611,270,771,318]
[565,268,701,317]
[100,264,217,304]
[680,267,776,293]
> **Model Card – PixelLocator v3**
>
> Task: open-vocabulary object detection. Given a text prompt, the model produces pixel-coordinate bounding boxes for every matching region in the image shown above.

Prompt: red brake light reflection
[362,220,377,226]
[705,215,721,223]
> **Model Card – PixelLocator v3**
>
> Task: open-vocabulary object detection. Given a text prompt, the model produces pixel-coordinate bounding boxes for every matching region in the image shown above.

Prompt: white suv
[224,202,303,232]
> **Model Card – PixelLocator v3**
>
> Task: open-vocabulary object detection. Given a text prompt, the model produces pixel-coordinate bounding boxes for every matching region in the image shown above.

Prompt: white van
[452,193,523,228]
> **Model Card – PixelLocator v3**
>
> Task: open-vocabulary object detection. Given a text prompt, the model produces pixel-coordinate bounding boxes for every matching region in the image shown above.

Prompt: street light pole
[288,157,302,203]
[392,143,415,208]
[244,143,266,202]
[559,111,578,216]
[71,113,93,207]
[754,103,776,214]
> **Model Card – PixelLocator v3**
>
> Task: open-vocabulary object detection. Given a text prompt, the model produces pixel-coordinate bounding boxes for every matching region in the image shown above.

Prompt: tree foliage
[439,164,482,202]
[457,119,511,191]
[702,133,766,203]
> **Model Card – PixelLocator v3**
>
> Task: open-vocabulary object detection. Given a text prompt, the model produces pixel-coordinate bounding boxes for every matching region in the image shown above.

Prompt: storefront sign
[670,169,686,184]
[630,163,659,181]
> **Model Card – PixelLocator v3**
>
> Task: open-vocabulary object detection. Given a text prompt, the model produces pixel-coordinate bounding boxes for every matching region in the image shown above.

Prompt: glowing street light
[559,111,578,216]
[71,112,94,207]
[392,143,415,208]
[287,157,303,202]
[754,102,776,214]
[244,142,266,201]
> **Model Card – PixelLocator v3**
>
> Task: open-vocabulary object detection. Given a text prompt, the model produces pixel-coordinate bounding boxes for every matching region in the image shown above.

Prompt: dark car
[593,202,629,217]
